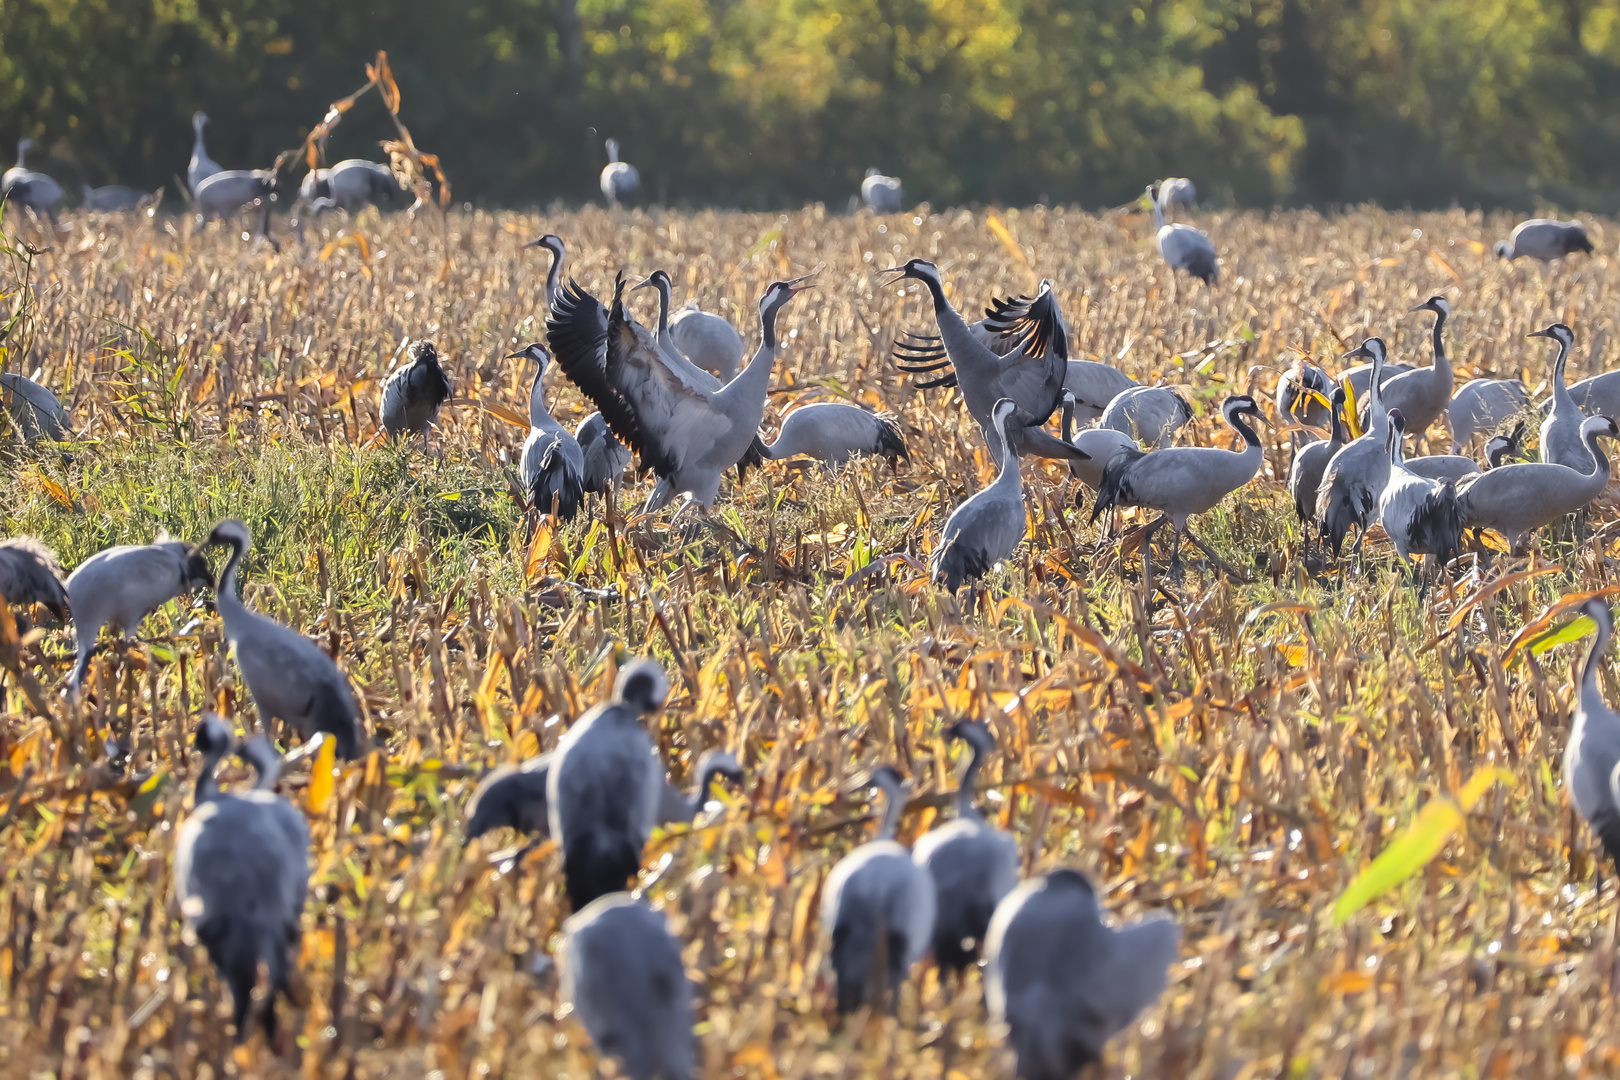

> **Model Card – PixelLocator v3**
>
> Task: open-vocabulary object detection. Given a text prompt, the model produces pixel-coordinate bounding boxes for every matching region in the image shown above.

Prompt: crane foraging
[192,168,277,223]
[0,537,68,628]
[669,302,746,382]
[1099,384,1193,448]
[985,868,1180,1078]
[66,535,215,691]
[930,399,1041,592]
[600,139,640,208]
[562,894,694,1080]
[207,519,365,759]
[509,343,586,520]
[761,402,908,469]
[547,273,809,522]
[174,716,309,1044]
[1496,218,1594,264]
[821,765,937,1014]
[1149,182,1216,286]
[1565,598,1620,877]
[1276,356,1334,433]
[912,720,1019,981]
[380,340,453,441]
[187,112,222,194]
[1060,392,1140,490]
[1449,377,1529,452]
[81,184,145,211]
[1091,394,1265,582]
[305,160,401,212]
[0,372,69,443]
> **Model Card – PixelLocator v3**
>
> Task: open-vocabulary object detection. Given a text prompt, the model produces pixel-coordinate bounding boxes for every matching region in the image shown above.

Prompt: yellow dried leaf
[306,735,337,814]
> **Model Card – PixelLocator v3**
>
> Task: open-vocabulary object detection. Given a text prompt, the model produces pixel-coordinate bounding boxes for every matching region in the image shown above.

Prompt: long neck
[1329,400,1347,447]
[956,742,985,823]
[655,278,671,338]
[1553,339,1574,408]
[1366,356,1388,440]
[216,538,246,619]
[1582,616,1613,720]
[1152,198,1165,230]
[195,747,225,803]
[545,249,563,310]
[192,122,205,157]
[1580,428,1611,488]
[15,141,26,168]
[763,423,801,460]
[875,782,904,841]
[1387,425,1404,467]
[529,368,559,430]
[1429,310,1450,379]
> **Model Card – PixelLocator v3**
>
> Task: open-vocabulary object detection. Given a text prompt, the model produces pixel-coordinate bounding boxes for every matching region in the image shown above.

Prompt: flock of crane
[3,137,1620,1075]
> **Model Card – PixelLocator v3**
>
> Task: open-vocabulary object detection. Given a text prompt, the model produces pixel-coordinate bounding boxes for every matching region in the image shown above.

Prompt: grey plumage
[527,233,568,311]
[1155,177,1197,215]
[930,398,1029,592]
[192,168,277,222]
[66,536,214,690]
[207,519,365,758]
[600,139,640,207]
[886,262,1084,464]
[548,659,671,910]
[1534,324,1589,471]
[306,160,400,212]
[1496,218,1594,264]
[174,716,309,1044]
[380,340,453,439]
[1315,339,1394,556]
[1149,184,1216,285]
[1569,599,1620,873]
[1448,377,1529,452]
[81,184,145,211]
[1455,415,1619,553]
[511,342,586,520]
[1378,410,1464,569]
[1363,296,1453,440]
[821,765,937,1013]
[762,402,909,468]
[0,372,69,442]
[669,301,745,382]
[1400,453,1480,484]
[3,139,62,218]
[1288,384,1347,525]
[1092,395,1264,577]
[547,274,807,517]
[985,868,1179,1079]
[187,112,222,195]
[1062,360,1139,426]
[1060,392,1139,490]
[1569,371,1620,420]
[1276,356,1333,431]
[562,894,694,1080]
[912,720,1018,978]
[576,411,632,495]
[0,537,68,622]
[862,168,904,214]
[1099,384,1192,448]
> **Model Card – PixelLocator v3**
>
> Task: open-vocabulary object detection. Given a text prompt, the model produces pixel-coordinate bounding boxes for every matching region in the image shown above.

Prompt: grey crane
[187,112,222,195]
[1534,324,1589,471]
[1496,218,1594,264]
[1288,384,1347,533]
[66,535,214,691]
[1486,422,1526,468]
[1378,409,1465,572]
[1362,296,1453,443]
[1063,360,1140,426]
[1276,356,1334,433]
[1091,395,1265,581]
[2,139,62,220]
[1449,377,1529,452]
[669,301,746,382]
[911,720,1019,980]
[174,716,309,1044]
[861,167,904,214]
[297,168,330,205]
[380,340,453,440]
[1156,177,1197,216]
[81,184,144,211]
[192,167,277,223]
[984,868,1180,1079]
[885,261,1084,463]
[761,402,908,469]
[562,893,694,1080]
[509,342,586,520]
[1315,339,1393,557]
[1060,392,1142,491]
[307,159,400,212]
[600,139,640,208]
[576,411,633,496]
[1566,598,1620,875]
[1399,450,1481,484]
[547,659,671,910]
[1149,183,1216,286]
[1455,414,1619,553]
[207,519,365,758]
[548,273,808,520]
[821,764,937,1014]
[528,233,568,310]
[1099,384,1193,448]
[0,371,70,442]
[0,537,68,626]
[931,399,1032,592]
[632,269,731,392]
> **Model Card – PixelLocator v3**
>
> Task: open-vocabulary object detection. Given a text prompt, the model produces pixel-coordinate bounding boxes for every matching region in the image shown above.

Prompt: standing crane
[930,399,1040,592]
[1378,409,1465,574]
[1091,395,1265,582]
[380,340,453,441]
[1496,219,1594,264]
[187,112,222,195]
[600,139,640,208]
[1455,415,1619,554]
[861,168,904,214]
[1315,339,1394,557]
[1564,598,1620,876]
[912,721,1019,983]
[65,534,214,692]
[528,234,568,310]
[174,716,309,1044]
[81,184,144,211]
[508,343,586,520]
[1533,324,1589,470]
[207,520,365,758]
[1148,183,1216,286]
[1364,296,1453,445]
[985,868,1180,1078]
[1288,384,1347,550]
[821,765,937,1013]
[2,139,62,220]
[1155,177,1197,215]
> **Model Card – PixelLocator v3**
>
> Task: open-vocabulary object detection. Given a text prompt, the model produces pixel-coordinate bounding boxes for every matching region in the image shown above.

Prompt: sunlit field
[2,199,1619,1078]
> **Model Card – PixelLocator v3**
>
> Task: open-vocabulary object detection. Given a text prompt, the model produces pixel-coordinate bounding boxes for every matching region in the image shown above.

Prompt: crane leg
[1139,516,1168,590]
[1184,527,1250,583]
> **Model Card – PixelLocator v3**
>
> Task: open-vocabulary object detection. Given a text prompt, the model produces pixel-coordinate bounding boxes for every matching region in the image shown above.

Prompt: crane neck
[1428,308,1450,376]
[1386,423,1404,467]
[1365,355,1388,442]
[1580,425,1612,486]
[544,249,563,311]
[214,534,247,622]
[1582,612,1613,722]
[1226,409,1261,451]
[1152,199,1166,231]
[874,776,905,842]
[992,410,1022,483]
[652,277,672,339]
[195,742,227,803]
[527,365,559,430]
[1552,337,1574,409]
[682,755,731,818]
[955,739,986,823]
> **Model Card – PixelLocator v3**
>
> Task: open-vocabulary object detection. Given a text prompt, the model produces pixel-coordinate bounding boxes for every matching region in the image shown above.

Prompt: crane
[760,402,908,469]
[1533,324,1589,470]
[1564,598,1620,877]
[601,139,640,208]
[1315,339,1394,557]
[187,112,222,195]
[1496,218,1594,264]
[861,168,904,214]
[65,534,214,692]
[0,537,68,628]
[508,343,586,520]
[380,340,453,441]
[930,399,1039,592]
[1455,415,1619,553]
[3,139,62,220]
[1148,182,1216,286]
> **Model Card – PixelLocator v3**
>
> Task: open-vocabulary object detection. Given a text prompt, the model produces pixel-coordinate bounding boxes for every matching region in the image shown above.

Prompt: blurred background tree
[1,0,1617,210]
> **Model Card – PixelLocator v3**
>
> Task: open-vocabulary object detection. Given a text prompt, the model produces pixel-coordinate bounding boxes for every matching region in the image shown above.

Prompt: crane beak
[631,274,658,291]
[878,265,911,287]
[1340,344,1372,361]
[783,273,817,295]
[1527,329,1552,339]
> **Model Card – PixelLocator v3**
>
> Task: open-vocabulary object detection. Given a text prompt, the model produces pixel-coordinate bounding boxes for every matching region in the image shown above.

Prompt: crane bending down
[546,273,808,522]
[930,399,1045,592]
[66,535,214,691]
[1149,183,1216,286]
[761,402,908,468]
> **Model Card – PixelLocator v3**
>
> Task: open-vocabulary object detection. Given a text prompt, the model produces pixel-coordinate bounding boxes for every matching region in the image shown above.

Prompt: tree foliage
[2,0,1618,208]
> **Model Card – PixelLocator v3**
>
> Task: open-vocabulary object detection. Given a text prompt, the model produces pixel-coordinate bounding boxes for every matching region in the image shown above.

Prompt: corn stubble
[0,202,1617,1077]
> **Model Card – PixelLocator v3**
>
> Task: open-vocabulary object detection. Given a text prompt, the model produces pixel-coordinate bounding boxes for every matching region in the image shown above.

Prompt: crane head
[878,258,940,290]
[1582,415,1620,441]
[1409,295,1449,317]
[1341,337,1385,367]
[527,234,565,259]
[507,342,549,368]
[1387,408,1406,435]
[614,658,670,713]
[632,269,671,293]
[1221,395,1263,424]
[1528,323,1574,349]
[760,275,813,321]
[945,719,996,755]
[409,340,442,368]
[206,518,252,554]
[195,713,235,755]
